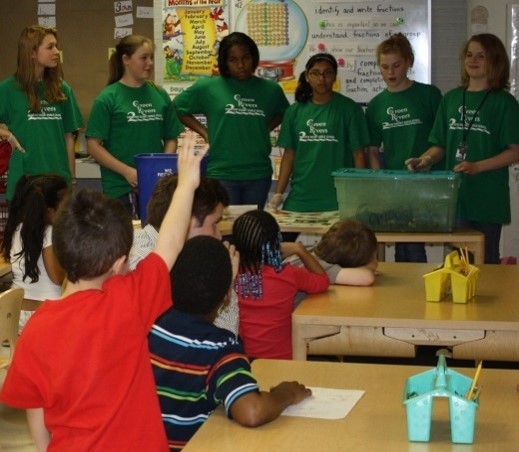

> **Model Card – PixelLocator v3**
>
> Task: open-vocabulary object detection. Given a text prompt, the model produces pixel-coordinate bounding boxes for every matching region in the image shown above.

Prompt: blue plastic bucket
[135,153,208,224]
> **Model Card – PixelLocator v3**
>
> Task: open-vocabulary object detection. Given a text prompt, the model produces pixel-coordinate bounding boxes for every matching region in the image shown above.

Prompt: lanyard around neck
[461,89,490,143]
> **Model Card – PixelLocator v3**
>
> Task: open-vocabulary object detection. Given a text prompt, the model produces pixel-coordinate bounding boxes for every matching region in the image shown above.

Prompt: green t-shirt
[277,93,369,212]
[174,76,289,180]
[429,87,519,223]
[86,81,183,198]
[0,76,84,199]
[365,81,442,169]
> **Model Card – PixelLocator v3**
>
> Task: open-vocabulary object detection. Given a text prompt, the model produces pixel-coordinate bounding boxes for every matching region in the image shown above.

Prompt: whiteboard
[231,0,431,104]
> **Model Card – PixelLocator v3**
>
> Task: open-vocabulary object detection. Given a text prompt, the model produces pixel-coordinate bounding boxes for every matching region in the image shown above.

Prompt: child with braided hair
[232,210,329,359]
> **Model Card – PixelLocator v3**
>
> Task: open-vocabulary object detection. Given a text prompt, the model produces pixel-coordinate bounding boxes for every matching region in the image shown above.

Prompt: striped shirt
[149,309,258,450]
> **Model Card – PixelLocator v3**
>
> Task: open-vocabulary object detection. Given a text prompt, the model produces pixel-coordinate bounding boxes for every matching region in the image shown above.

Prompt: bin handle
[434,354,448,389]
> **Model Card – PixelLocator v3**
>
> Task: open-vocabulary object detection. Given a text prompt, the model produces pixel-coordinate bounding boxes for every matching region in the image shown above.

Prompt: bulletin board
[0,0,154,120]
[155,0,431,105]
[231,0,431,104]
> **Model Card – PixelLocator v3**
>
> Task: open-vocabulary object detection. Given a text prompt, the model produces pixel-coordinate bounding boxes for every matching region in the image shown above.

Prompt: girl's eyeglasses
[307,70,335,79]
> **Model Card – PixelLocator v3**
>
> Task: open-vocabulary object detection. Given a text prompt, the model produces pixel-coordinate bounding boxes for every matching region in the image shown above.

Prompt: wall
[0,0,154,120]
[431,0,468,92]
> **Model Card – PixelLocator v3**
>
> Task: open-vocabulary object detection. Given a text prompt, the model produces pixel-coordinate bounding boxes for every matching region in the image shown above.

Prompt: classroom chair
[0,287,24,369]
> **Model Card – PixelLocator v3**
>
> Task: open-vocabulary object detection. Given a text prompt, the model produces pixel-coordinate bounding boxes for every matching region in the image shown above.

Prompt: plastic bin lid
[331,168,460,180]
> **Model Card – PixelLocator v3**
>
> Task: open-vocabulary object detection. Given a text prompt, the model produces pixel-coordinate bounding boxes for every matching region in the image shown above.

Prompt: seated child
[129,175,239,336]
[149,235,311,450]
[0,133,206,451]
[311,219,379,286]
[232,210,330,359]
[1,174,68,330]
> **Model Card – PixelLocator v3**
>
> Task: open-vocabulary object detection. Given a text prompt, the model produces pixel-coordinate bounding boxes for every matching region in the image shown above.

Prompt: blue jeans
[218,178,271,209]
[458,219,502,264]
[395,242,427,263]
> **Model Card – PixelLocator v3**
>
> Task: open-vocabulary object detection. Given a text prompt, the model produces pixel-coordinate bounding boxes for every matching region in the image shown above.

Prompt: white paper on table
[281,387,365,420]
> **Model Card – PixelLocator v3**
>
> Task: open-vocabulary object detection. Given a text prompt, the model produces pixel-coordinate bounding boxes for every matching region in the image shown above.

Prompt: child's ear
[187,216,199,238]
[214,293,230,319]
[223,292,231,307]
[111,255,128,275]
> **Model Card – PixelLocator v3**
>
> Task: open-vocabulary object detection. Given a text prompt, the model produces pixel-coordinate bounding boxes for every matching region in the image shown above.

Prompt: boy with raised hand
[0,132,206,451]
[149,235,312,450]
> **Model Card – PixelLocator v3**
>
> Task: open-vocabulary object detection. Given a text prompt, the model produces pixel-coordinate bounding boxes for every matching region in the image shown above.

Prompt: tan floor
[0,360,36,451]
[0,404,35,452]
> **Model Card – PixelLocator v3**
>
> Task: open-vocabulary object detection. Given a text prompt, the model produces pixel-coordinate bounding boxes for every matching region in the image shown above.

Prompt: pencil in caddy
[423,249,480,303]
[403,353,480,444]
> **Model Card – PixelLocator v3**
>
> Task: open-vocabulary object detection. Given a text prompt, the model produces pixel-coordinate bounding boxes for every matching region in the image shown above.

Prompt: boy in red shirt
[0,133,206,451]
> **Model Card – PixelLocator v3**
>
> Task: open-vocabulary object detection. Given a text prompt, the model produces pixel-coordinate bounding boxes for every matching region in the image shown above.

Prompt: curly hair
[171,236,232,316]
[376,33,415,67]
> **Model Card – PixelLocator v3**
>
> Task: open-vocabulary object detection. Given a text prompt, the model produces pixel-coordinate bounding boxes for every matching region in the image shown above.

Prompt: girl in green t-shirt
[271,53,369,213]
[174,32,289,209]
[87,35,183,218]
[365,33,442,263]
[0,25,84,200]
[407,34,519,263]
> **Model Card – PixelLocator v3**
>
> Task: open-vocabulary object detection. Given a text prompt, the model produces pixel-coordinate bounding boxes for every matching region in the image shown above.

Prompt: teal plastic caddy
[403,354,479,444]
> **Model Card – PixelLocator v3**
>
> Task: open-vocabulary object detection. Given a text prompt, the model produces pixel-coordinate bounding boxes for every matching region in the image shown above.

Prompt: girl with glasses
[270,53,369,213]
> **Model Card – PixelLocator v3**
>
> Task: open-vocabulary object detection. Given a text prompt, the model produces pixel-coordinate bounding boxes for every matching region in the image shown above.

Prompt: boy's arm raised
[229,381,311,427]
[153,132,208,270]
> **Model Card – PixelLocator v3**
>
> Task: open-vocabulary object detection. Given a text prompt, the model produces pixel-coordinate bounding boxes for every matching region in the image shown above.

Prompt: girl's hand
[123,166,138,188]
[268,193,283,210]
[405,155,433,172]
[453,160,481,175]
[280,242,304,259]
[7,132,25,152]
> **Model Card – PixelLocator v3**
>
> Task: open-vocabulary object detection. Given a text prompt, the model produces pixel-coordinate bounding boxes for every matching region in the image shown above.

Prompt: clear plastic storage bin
[332,169,460,232]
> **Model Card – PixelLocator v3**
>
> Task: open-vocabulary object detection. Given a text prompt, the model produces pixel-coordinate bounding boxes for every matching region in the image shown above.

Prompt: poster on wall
[158,0,230,96]
[231,0,431,104]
